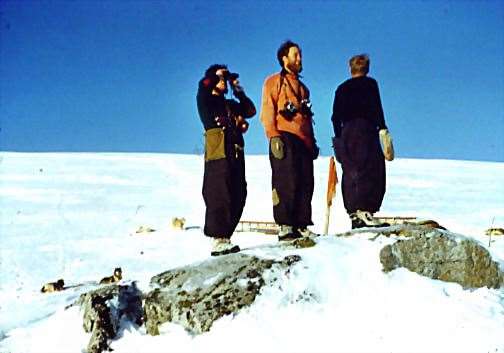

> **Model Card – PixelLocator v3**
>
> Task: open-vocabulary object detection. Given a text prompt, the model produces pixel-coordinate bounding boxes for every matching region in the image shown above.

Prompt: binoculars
[222,70,239,82]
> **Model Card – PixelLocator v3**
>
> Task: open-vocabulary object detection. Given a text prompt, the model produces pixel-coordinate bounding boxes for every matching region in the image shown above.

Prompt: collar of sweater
[281,69,302,80]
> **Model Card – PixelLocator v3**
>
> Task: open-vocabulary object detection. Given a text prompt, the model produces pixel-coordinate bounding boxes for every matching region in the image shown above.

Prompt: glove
[379,129,395,161]
[270,136,284,160]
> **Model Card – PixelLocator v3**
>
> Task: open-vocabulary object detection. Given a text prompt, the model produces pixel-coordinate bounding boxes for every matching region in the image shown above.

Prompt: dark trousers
[202,144,247,238]
[269,132,314,227]
[339,119,386,214]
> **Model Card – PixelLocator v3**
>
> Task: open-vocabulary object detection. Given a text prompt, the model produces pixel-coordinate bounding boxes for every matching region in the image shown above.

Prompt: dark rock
[144,253,302,335]
[74,282,143,353]
[379,226,504,289]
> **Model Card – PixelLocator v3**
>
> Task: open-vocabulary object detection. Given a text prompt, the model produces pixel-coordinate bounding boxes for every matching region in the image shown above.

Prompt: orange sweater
[260,72,315,150]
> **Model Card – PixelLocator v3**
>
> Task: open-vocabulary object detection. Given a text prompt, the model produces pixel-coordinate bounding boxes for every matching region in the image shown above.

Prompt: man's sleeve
[331,87,343,138]
[233,91,256,118]
[372,80,387,130]
[259,77,280,139]
[197,83,215,129]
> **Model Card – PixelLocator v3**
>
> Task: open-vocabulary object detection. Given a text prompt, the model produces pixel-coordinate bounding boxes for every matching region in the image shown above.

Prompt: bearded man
[259,40,319,241]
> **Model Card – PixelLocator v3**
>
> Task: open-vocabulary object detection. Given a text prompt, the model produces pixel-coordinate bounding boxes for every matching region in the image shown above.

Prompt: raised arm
[233,90,256,118]
[196,76,220,129]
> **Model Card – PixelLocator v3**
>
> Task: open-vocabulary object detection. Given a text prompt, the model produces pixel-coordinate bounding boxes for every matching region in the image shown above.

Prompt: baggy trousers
[340,118,386,214]
[203,140,247,239]
[269,132,314,227]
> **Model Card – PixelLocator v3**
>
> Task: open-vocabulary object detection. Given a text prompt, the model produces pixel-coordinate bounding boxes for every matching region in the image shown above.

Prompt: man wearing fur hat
[197,64,256,256]
[260,40,319,241]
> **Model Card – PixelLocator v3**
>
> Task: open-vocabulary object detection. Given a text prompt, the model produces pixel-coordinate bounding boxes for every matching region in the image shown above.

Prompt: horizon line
[1,150,502,164]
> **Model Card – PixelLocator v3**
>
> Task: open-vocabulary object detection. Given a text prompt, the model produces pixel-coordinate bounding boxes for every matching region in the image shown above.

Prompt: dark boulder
[144,253,302,335]
[74,282,143,353]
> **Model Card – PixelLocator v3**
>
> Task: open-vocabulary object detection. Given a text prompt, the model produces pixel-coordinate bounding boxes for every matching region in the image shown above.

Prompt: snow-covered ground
[0,152,503,353]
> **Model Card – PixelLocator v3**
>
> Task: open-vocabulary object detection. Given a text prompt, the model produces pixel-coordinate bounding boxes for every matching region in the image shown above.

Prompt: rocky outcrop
[379,226,504,289]
[71,240,309,352]
[144,253,302,335]
[69,225,502,353]
[74,282,143,353]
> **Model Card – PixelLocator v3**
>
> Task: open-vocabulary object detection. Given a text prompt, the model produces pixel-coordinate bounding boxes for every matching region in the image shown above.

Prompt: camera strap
[275,72,307,114]
[284,75,304,105]
[276,73,285,105]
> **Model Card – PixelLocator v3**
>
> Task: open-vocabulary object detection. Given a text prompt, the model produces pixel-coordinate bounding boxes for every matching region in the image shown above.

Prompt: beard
[287,61,302,74]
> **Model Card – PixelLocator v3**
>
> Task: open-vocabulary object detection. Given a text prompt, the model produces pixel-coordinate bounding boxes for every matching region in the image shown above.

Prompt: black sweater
[331,76,387,138]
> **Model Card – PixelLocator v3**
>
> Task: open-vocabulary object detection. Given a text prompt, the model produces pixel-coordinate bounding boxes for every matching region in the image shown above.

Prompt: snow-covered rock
[144,253,302,335]
[378,225,504,289]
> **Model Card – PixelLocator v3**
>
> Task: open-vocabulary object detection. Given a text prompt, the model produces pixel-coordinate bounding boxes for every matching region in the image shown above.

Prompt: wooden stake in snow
[489,216,495,248]
[324,157,338,235]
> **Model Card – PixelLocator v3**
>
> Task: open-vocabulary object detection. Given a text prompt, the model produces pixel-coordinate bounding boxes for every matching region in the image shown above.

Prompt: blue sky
[1,0,503,161]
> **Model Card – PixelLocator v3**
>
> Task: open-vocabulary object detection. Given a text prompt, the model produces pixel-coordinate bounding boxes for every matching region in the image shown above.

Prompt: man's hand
[230,78,244,93]
[270,136,284,160]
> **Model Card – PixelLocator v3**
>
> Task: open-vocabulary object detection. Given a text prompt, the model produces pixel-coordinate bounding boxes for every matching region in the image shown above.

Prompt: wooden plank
[237,220,279,235]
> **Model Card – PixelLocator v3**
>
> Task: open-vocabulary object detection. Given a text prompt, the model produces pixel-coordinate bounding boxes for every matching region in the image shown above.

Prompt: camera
[279,101,298,120]
[300,99,314,117]
[301,98,312,110]
[279,99,314,120]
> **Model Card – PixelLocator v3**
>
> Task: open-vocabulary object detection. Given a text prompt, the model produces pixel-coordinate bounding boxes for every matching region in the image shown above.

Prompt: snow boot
[211,238,240,256]
[278,225,302,241]
[297,227,319,238]
[350,210,390,229]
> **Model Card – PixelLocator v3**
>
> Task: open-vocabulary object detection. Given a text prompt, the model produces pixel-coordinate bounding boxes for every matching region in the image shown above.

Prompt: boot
[278,225,302,241]
[350,210,389,229]
[297,227,319,238]
[211,238,240,256]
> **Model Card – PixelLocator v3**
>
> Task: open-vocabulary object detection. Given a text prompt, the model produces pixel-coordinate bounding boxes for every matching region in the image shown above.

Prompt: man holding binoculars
[260,40,319,241]
[197,64,256,256]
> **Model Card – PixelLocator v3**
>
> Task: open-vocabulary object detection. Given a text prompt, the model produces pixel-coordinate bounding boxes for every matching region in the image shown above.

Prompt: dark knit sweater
[331,76,387,138]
